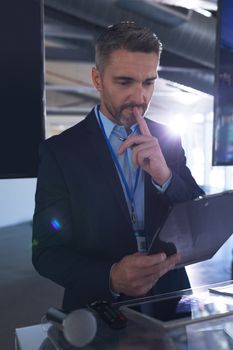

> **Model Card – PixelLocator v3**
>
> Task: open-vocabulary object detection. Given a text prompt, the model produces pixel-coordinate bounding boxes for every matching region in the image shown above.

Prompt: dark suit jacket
[32,108,204,312]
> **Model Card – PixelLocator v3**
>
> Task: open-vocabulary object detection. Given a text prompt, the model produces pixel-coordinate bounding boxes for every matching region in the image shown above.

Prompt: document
[148,191,233,268]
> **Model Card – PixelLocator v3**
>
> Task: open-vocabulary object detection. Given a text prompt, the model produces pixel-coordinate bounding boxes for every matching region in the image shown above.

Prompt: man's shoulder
[43,108,96,148]
[145,117,165,132]
[145,117,181,154]
[145,117,178,138]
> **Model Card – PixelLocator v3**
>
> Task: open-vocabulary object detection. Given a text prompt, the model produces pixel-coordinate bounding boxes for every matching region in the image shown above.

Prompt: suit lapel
[85,110,132,228]
[144,172,158,246]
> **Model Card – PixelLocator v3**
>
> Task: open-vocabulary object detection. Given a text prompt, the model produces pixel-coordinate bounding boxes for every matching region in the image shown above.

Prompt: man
[32,22,204,312]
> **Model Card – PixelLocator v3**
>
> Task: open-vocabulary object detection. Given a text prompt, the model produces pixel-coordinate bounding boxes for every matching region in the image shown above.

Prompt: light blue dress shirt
[95,106,144,234]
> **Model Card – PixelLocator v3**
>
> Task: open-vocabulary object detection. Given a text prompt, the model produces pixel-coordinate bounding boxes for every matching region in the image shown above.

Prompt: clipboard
[148,190,233,268]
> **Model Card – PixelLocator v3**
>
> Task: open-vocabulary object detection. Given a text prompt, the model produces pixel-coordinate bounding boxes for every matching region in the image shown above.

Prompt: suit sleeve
[32,142,114,309]
[164,134,205,202]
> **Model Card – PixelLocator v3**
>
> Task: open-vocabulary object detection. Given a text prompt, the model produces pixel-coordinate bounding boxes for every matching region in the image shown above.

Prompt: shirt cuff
[152,173,172,193]
[109,264,120,299]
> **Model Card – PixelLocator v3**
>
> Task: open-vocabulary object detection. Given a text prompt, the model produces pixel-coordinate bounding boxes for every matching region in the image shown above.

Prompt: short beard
[113,103,148,127]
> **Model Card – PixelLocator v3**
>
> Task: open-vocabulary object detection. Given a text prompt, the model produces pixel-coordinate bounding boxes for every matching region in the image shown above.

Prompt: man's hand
[118,107,171,186]
[110,252,180,297]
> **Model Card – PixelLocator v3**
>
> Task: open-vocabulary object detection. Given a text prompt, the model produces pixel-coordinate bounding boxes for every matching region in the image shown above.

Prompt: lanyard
[96,107,140,225]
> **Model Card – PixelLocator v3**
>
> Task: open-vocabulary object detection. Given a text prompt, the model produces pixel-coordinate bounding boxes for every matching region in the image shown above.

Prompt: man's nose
[131,84,145,105]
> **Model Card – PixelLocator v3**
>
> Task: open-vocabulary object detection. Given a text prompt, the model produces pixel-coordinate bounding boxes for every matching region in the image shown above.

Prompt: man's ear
[92,67,102,92]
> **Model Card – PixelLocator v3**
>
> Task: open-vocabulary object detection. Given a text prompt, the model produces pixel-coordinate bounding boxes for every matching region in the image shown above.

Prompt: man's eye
[119,81,130,85]
[144,81,154,86]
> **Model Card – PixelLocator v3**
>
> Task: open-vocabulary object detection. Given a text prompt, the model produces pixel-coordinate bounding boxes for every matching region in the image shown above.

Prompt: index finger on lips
[133,107,151,136]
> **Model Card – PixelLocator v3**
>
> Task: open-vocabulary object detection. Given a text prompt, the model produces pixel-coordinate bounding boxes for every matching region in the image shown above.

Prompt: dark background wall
[0,0,45,179]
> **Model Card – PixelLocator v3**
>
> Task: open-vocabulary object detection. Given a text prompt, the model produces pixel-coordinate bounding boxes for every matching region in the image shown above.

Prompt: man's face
[92,49,159,127]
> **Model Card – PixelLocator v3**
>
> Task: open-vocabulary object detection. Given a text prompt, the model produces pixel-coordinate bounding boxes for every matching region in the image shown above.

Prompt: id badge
[134,230,147,253]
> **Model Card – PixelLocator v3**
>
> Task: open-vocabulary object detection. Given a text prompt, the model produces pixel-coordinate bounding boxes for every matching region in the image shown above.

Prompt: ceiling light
[195,7,212,17]
[175,92,198,105]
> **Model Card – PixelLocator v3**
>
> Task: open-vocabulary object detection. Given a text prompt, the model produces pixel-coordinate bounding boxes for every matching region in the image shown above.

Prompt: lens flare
[32,239,39,247]
[51,218,61,231]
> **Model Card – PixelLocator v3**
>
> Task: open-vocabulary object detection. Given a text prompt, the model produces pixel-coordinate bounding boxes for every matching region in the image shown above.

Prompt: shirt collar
[94,105,115,138]
[94,105,138,139]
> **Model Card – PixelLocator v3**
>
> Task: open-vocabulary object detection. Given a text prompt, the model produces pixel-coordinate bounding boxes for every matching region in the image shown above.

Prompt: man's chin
[119,114,136,127]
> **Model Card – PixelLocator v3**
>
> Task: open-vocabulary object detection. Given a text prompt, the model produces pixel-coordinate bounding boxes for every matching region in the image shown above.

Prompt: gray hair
[95,21,162,74]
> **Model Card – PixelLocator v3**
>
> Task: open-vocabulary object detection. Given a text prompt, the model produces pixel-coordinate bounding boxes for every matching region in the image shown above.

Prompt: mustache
[120,103,147,113]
